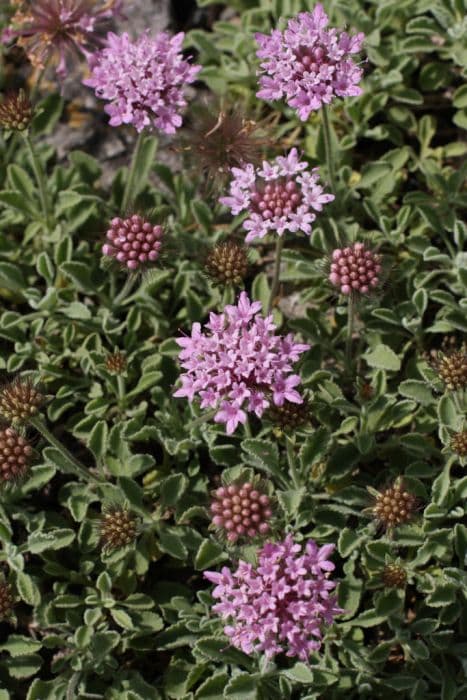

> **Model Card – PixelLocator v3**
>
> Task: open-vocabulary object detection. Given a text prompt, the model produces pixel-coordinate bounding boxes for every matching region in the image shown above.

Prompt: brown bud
[451,431,467,458]
[429,341,467,392]
[0,90,33,131]
[267,398,311,433]
[105,351,127,375]
[99,507,138,551]
[0,580,15,620]
[0,378,44,425]
[382,563,407,589]
[372,479,418,530]
[205,242,249,287]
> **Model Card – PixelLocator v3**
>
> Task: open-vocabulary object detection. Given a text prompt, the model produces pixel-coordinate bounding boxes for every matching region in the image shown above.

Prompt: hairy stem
[346,294,356,376]
[322,104,337,193]
[22,132,53,230]
[30,416,102,484]
[113,274,139,307]
[285,435,301,488]
[122,130,146,212]
[267,235,285,315]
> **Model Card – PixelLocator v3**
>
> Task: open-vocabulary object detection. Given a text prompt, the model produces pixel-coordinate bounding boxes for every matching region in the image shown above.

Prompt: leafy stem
[322,104,337,193]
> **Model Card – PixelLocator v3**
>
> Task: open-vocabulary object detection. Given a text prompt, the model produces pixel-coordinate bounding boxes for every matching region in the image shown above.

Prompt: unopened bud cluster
[0,427,33,483]
[372,480,418,529]
[100,507,137,551]
[382,563,407,588]
[205,242,248,286]
[103,215,163,271]
[430,341,467,391]
[267,399,311,432]
[451,431,467,458]
[0,379,44,425]
[0,90,33,131]
[329,243,381,295]
[105,351,127,375]
[210,481,272,543]
[0,580,15,620]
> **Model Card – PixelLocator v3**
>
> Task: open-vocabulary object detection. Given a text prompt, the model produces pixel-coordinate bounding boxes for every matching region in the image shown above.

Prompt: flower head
[210,479,273,543]
[0,427,34,484]
[84,30,201,133]
[0,578,15,621]
[0,89,33,131]
[105,350,127,374]
[328,243,382,296]
[0,377,44,425]
[99,505,138,551]
[174,291,309,434]
[102,214,164,271]
[205,241,249,287]
[2,0,122,79]
[204,535,343,660]
[220,148,333,242]
[255,5,365,120]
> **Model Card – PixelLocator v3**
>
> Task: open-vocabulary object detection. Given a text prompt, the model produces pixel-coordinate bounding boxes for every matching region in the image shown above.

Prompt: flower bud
[99,506,138,551]
[210,478,272,543]
[0,426,33,484]
[105,351,127,375]
[382,563,407,589]
[205,242,249,287]
[0,579,15,620]
[0,378,44,425]
[451,431,467,458]
[371,479,418,530]
[0,90,33,131]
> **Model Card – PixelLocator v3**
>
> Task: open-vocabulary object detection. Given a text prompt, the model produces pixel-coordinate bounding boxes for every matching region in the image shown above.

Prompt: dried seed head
[328,243,382,296]
[103,214,164,272]
[0,89,33,131]
[0,426,33,484]
[267,398,311,433]
[183,106,267,183]
[429,340,467,392]
[372,479,418,530]
[0,377,44,425]
[205,241,249,287]
[210,479,273,543]
[99,507,138,551]
[451,431,467,458]
[382,563,407,589]
[105,351,127,375]
[0,580,15,620]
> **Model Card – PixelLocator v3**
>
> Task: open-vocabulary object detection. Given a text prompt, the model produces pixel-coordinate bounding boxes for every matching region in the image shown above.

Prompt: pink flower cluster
[204,535,343,660]
[1,0,123,79]
[84,31,200,133]
[220,148,333,242]
[174,292,309,434]
[210,481,272,543]
[102,214,163,271]
[255,4,364,121]
[329,243,381,295]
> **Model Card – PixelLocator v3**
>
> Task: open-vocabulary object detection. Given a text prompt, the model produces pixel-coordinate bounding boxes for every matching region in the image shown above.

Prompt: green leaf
[8,164,36,199]
[27,528,75,554]
[195,673,230,699]
[365,344,401,371]
[191,200,212,233]
[158,527,188,560]
[224,673,259,699]
[242,439,285,485]
[88,420,109,460]
[60,261,96,292]
[277,489,305,518]
[32,94,64,135]
[130,134,158,200]
[0,635,42,657]
[0,262,27,293]
[300,428,330,468]
[398,380,434,405]
[160,473,188,507]
[15,571,41,606]
[194,539,227,570]
[284,663,314,683]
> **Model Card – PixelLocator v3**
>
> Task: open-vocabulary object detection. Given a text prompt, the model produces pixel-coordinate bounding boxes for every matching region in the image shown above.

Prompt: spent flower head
[255,4,365,120]
[0,426,34,484]
[103,214,164,271]
[328,243,382,296]
[210,479,273,543]
[0,89,33,131]
[2,0,122,79]
[220,148,333,243]
[174,291,309,434]
[84,30,200,133]
[0,377,44,425]
[204,534,343,660]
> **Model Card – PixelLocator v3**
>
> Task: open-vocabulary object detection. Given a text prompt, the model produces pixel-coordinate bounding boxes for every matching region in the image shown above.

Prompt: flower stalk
[285,435,301,488]
[121,131,146,212]
[267,235,285,315]
[322,104,337,193]
[22,132,53,230]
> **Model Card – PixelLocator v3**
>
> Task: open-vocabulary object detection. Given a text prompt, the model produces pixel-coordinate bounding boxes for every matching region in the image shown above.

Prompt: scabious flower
[102,214,164,271]
[220,148,333,242]
[210,480,273,543]
[204,535,343,660]
[83,31,201,133]
[328,243,382,296]
[255,4,365,121]
[1,0,122,79]
[174,291,309,434]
